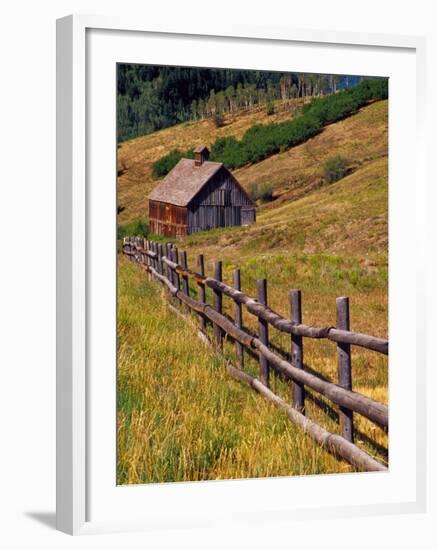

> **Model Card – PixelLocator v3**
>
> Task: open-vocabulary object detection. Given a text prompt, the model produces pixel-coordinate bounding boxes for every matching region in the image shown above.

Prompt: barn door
[219,207,225,227]
[241,207,256,225]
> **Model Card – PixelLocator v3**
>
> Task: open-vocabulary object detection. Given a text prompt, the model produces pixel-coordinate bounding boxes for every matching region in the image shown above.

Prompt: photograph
[1,0,431,543]
[116,64,389,485]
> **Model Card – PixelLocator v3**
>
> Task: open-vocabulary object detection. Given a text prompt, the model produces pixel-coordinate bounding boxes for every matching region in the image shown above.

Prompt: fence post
[153,241,158,273]
[138,237,144,265]
[172,246,180,302]
[233,269,244,369]
[165,243,172,284]
[163,242,172,297]
[136,237,141,262]
[197,254,206,332]
[148,240,154,271]
[290,289,305,413]
[132,237,138,262]
[157,243,163,275]
[148,240,153,277]
[128,237,134,262]
[213,261,223,347]
[257,279,270,388]
[165,243,171,281]
[180,251,190,297]
[138,237,143,263]
[137,237,141,261]
[154,241,159,273]
[336,296,354,442]
[146,239,150,265]
[173,246,180,287]
[124,237,130,258]
[143,240,148,277]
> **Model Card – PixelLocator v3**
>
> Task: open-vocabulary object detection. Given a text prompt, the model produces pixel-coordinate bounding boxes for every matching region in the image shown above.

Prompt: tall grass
[117,254,388,485]
[323,155,349,183]
[117,90,388,484]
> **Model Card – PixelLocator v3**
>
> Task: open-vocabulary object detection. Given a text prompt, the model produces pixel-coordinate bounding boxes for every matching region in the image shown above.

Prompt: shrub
[210,136,246,169]
[153,78,388,175]
[117,219,148,240]
[250,182,274,203]
[152,149,183,179]
[213,112,225,128]
[266,100,275,116]
[152,148,195,178]
[323,155,349,183]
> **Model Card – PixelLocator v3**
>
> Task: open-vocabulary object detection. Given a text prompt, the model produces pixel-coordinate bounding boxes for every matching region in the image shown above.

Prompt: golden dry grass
[117,97,388,483]
[181,157,388,259]
[118,257,366,485]
[235,99,388,209]
[117,253,388,485]
[117,99,387,226]
[117,98,308,224]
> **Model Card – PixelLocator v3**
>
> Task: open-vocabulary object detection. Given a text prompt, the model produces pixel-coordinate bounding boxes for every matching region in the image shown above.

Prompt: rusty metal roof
[148,159,224,207]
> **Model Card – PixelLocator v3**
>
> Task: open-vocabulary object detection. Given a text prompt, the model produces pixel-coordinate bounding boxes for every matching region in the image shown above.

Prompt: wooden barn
[148,146,256,238]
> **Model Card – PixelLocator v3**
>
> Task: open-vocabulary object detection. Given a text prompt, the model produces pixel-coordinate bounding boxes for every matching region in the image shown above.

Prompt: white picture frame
[56,14,427,536]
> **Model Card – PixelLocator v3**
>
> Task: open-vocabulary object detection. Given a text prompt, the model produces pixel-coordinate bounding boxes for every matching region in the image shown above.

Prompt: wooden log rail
[122,237,389,472]
[126,244,388,355]
[227,365,386,472]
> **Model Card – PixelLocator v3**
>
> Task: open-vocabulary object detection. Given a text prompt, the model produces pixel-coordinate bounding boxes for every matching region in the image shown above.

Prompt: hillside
[235,99,387,209]
[117,98,308,224]
[180,156,387,258]
[117,100,388,248]
[117,96,389,481]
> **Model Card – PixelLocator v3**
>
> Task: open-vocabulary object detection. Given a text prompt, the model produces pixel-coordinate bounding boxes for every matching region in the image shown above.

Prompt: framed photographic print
[56,14,427,535]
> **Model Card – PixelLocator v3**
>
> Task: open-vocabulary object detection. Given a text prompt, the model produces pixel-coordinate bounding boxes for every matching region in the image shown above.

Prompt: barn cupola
[194,145,210,166]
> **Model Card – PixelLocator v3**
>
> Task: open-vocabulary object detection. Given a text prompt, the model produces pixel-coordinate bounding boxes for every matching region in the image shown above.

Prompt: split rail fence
[122,236,389,473]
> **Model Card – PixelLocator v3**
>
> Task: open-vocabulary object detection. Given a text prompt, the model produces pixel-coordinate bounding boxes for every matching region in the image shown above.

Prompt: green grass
[117,219,148,240]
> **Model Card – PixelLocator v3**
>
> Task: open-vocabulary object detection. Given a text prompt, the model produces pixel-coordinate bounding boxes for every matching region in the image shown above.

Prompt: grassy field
[117,251,388,484]
[118,257,372,484]
[117,99,387,226]
[117,97,388,483]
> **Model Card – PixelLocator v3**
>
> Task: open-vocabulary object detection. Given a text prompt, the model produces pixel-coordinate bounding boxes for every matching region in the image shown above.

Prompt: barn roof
[148,159,224,207]
[193,145,209,153]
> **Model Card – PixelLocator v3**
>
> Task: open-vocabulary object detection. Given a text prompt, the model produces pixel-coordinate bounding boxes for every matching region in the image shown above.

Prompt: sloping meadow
[152,79,388,176]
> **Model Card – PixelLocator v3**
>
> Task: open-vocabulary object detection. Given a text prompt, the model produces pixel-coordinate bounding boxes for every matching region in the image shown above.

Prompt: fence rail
[122,236,389,473]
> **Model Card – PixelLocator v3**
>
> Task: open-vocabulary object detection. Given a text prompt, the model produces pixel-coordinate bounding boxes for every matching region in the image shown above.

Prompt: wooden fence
[122,236,389,473]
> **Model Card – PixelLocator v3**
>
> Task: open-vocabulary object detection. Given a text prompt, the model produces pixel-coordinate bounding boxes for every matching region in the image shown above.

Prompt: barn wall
[241,207,256,225]
[191,167,253,207]
[149,200,188,238]
[187,167,254,234]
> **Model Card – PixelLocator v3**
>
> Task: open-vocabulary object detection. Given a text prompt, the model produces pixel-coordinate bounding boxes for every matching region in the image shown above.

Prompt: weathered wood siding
[149,200,188,238]
[187,167,255,234]
[149,166,255,237]
[241,207,256,225]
